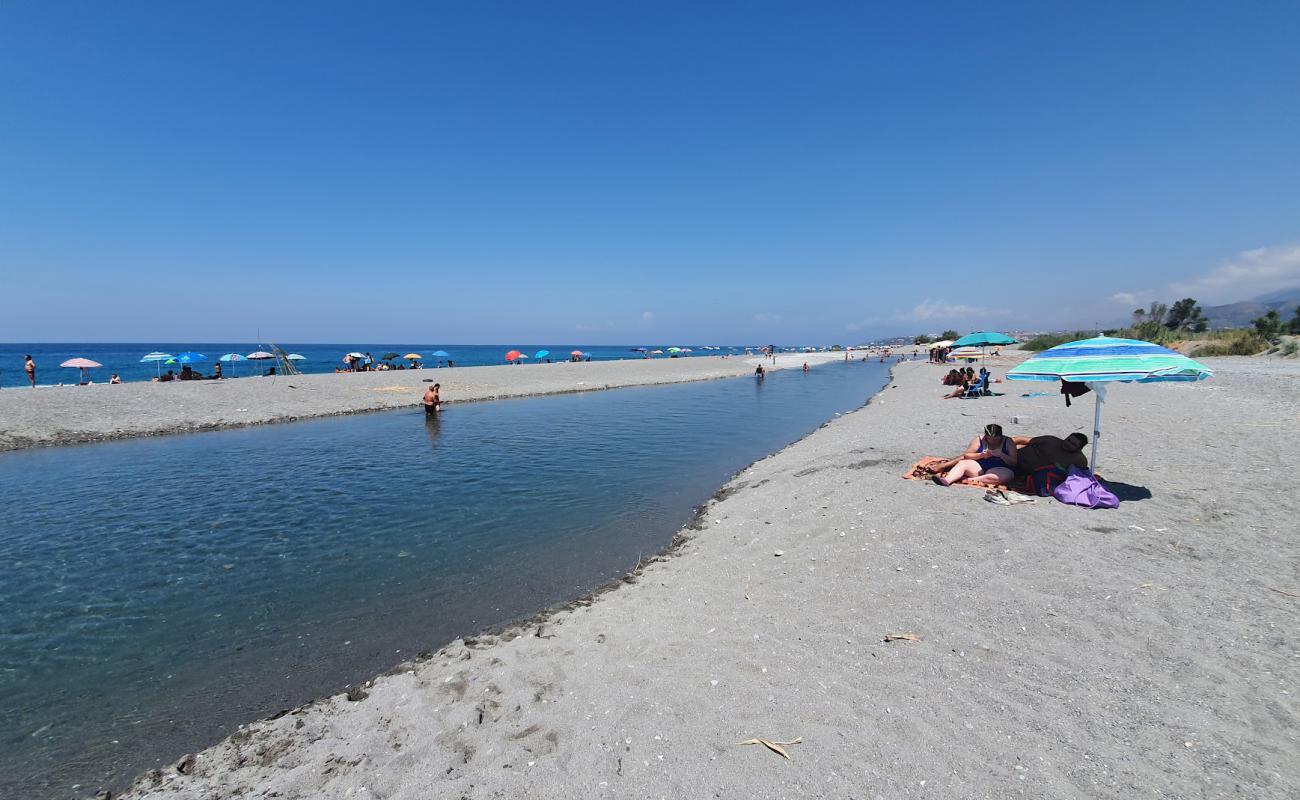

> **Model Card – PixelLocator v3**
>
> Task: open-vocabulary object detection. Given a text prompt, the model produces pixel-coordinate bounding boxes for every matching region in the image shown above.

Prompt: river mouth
[0,360,889,797]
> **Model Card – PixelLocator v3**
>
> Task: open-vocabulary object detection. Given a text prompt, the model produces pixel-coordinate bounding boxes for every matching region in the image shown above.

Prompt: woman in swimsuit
[929,423,1018,486]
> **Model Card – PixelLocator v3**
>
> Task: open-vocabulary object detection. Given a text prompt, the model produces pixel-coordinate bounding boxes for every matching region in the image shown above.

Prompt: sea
[0,354,895,798]
[0,343,755,389]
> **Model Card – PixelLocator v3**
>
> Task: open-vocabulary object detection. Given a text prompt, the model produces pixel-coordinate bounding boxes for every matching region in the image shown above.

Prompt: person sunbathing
[928,423,1017,486]
[1011,433,1088,474]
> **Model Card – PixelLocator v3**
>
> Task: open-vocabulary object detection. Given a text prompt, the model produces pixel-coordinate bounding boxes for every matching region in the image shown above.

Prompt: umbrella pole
[1089,384,1107,473]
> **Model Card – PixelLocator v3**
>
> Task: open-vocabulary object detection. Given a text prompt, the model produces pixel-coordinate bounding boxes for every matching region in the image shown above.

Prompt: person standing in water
[422,382,442,415]
[25,354,36,387]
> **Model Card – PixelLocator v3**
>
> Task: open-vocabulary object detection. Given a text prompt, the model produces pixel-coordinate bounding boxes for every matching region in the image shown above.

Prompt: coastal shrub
[1021,331,1092,351]
[1191,331,1269,357]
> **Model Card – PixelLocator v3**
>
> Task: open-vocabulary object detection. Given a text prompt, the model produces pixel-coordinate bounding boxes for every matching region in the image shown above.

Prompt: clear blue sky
[3,1,1299,343]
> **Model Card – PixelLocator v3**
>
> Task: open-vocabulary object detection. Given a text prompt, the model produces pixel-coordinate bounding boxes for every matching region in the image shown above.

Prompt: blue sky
[3,1,1299,342]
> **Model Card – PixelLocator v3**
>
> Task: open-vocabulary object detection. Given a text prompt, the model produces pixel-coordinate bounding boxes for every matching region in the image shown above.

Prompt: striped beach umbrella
[140,351,174,377]
[1007,336,1212,470]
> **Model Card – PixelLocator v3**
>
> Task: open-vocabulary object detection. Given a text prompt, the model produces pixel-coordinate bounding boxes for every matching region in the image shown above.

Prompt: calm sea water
[0,360,891,797]
[0,343,757,388]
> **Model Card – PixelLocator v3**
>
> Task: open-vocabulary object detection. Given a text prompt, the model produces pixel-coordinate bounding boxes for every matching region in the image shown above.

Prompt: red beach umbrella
[570,350,583,356]
[505,350,522,362]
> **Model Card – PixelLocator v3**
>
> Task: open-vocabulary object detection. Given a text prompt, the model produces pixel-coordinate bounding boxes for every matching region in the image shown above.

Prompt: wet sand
[0,352,844,452]
[115,354,1299,799]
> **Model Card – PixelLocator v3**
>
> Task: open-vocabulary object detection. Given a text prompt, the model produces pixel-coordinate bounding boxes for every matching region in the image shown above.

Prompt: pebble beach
[108,354,1299,800]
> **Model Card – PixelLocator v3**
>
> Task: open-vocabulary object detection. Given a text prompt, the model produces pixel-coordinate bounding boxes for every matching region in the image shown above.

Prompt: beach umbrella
[1006,336,1212,471]
[431,350,451,358]
[249,351,276,360]
[569,350,583,356]
[650,349,663,354]
[534,350,550,359]
[218,353,244,377]
[631,347,648,352]
[952,331,1018,348]
[667,347,681,353]
[505,350,523,362]
[60,357,102,384]
[380,352,400,361]
[286,353,305,361]
[948,347,985,360]
[403,353,423,360]
[140,351,174,378]
[174,351,208,364]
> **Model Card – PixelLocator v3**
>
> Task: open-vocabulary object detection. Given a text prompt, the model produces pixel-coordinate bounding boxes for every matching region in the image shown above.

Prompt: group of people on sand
[925,423,1088,488]
[941,366,990,398]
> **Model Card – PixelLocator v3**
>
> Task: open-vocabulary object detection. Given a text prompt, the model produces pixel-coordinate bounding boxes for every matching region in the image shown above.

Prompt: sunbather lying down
[920,428,1090,488]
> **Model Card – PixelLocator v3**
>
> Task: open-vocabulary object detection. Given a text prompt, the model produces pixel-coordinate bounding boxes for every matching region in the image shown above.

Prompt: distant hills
[1203,287,1300,329]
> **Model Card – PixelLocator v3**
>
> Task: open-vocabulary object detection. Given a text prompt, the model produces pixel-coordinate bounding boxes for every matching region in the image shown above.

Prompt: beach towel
[903,457,1030,492]
[1053,467,1119,509]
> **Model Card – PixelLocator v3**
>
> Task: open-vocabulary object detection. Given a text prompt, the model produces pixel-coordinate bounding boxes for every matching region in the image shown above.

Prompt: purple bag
[1053,466,1119,509]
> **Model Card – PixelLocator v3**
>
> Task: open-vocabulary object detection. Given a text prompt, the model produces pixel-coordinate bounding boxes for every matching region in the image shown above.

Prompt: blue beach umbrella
[431,350,451,358]
[174,352,208,364]
[140,351,174,378]
[286,353,306,361]
[534,350,550,360]
[1007,336,1212,470]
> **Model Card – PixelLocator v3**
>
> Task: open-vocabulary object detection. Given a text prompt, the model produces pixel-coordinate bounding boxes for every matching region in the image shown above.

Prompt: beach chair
[962,373,991,398]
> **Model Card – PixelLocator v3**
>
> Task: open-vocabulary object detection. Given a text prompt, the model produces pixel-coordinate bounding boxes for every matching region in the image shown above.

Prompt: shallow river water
[0,359,891,796]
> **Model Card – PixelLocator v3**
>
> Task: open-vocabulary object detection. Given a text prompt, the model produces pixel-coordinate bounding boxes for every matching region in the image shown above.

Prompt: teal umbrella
[534,350,550,359]
[1007,336,1212,470]
[952,331,1017,348]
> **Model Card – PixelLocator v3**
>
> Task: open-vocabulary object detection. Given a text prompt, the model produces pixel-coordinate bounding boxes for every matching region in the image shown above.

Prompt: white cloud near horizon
[907,299,987,321]
[1109,291,1140,307]
[1169,243,1300,303]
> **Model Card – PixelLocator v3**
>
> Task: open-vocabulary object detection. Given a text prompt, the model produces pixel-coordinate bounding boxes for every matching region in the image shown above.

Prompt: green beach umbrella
[1007,336,1212,471]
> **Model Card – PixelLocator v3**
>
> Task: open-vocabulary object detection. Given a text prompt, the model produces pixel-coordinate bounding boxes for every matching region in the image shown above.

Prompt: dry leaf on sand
[883,632,922,643]
[739,737,803,760]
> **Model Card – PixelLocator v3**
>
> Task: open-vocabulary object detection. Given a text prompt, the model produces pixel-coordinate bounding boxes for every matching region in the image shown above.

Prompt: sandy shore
[0,352,846,452]
[113,355,1299,799]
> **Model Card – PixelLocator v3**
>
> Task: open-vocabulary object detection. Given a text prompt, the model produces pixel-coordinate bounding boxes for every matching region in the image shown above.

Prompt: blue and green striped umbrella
[1007,336,1212,470]
[1007,336,1211,383]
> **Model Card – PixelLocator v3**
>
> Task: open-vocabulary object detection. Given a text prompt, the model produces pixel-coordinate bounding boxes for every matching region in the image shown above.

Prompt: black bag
[1060,380,1091,407]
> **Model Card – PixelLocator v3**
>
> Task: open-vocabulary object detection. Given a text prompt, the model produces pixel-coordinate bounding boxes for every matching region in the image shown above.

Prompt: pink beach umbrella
[60,357,103,384]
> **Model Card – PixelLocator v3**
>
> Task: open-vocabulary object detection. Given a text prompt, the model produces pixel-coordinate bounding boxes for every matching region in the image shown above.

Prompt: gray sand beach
[115,355,1299,799]
[0,354,836,452]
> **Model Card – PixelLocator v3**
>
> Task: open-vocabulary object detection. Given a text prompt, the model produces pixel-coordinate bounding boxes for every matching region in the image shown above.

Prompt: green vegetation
[1190,330,1270,357]
[913,334,932,345]
[1019,297,1294,358]
[1021,331,1093,351]
[939,329,960,341]
[1251,306,1300,342]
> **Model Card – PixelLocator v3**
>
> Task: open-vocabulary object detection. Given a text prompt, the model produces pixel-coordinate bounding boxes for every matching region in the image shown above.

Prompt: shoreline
[0,351,852,453]
[114,354,1300,799]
